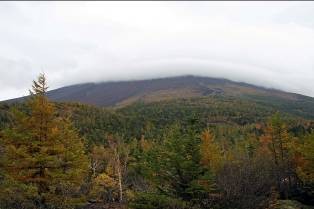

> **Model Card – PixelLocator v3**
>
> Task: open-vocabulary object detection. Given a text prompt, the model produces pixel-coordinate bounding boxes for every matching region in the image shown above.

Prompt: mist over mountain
[1,2,314,208]
[1,2,314,100]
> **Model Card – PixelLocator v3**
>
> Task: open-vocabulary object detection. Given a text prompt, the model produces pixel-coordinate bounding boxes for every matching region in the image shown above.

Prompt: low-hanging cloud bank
[0,1,314,100]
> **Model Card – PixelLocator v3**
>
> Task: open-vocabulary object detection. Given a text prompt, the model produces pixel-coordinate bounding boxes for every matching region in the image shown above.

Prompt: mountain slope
[45,75,233,106]
[4,75,314,119]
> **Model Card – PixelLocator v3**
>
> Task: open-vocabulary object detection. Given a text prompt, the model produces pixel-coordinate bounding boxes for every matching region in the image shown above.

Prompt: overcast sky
[1,1,314,100]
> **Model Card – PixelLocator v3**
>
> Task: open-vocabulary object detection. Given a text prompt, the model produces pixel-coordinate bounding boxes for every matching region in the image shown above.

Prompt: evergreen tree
[145,124,214,203]
[295,132,314,203]
[298,133,314,185]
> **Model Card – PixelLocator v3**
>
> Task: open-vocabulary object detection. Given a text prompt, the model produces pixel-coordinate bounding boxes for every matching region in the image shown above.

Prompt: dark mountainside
[5,75,314,119]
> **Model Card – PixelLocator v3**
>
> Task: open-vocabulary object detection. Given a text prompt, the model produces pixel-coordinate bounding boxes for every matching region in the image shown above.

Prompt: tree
[89,135,131,203]
[297,133,314,185]
[216,144,276,209]
[295,132,314,204]
[144,124,215,205]
[90,145,108,178]
[200,129,223,173]
[259,113,298,198]
[107,135,130,203]
[0,73,89,209]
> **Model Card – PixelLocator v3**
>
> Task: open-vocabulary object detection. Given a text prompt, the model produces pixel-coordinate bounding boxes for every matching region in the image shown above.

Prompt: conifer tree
[296,132,314,188]
[259,113,296,198]
[200,129,223,173]
[144,124,215,203]
[0,73,89,209]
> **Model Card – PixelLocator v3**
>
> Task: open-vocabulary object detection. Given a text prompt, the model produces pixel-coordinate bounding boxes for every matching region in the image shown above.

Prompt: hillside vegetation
[6,75,314,120]
[0,74,313,209]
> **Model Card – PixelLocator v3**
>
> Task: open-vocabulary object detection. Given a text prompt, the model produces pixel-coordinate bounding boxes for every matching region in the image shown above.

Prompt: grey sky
[1,1,314,100]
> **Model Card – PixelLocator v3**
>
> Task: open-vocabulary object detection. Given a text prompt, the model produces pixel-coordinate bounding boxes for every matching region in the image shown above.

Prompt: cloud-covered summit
[1,1,314,100]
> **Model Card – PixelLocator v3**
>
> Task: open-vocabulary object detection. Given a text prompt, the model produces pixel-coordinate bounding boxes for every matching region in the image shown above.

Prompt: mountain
[4,75,314,119]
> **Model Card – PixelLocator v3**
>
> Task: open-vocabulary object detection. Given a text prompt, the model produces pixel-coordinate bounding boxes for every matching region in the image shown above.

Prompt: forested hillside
[0,74,313,209]
[6,75,314,120]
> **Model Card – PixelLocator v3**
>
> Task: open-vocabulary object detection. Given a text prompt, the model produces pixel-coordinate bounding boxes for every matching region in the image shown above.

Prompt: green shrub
[128,192,193,209]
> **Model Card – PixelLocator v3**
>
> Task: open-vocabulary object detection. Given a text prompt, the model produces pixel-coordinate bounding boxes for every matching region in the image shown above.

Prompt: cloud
[0,1,314,100]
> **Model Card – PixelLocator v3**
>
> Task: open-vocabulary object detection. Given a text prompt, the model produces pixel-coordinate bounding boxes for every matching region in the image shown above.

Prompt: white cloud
[0,1,314,100]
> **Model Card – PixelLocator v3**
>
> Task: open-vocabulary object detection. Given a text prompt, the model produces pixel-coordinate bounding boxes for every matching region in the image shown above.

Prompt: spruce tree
[145,124,214,203]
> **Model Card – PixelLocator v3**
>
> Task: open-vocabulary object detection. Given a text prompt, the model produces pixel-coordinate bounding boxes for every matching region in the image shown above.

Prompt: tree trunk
[115,149,123,202]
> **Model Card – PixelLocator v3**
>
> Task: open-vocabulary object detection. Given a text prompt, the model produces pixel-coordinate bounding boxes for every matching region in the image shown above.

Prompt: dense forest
[0,74,313,209]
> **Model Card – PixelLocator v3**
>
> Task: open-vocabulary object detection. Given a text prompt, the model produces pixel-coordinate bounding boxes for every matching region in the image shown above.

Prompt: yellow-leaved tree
[200,129,223,173]
[259,113,298,198]
[0,73,89,209]
[89,135,130,204]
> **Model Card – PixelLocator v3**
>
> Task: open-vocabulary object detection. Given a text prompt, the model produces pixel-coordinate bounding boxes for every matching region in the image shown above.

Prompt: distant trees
[294,131,314,204]
[259,113,299,198]
[107,135,130,202]
[128,124,216,209]
[200,129,223,173]
[210,113,312,209]
[0,74,313,209]
[88,134,131,204]
[90,145,107,178]
[215,139,276,209]
[126,114,314,209]
[297,132,314,185]
[0,74,89,209]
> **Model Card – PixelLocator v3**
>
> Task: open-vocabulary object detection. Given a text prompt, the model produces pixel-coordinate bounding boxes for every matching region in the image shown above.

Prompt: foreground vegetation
[0,74,313,209]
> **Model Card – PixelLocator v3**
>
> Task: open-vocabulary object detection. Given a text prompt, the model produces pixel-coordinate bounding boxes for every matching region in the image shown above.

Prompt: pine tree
[0,73,89,209]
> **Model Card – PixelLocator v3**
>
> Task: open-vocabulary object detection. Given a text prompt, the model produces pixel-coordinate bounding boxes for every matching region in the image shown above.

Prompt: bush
[128,193,193,209]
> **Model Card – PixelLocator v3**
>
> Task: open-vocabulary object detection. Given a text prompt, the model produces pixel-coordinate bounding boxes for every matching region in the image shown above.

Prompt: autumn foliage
[0,74,313,209]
